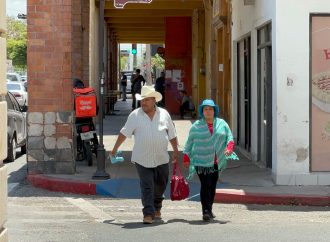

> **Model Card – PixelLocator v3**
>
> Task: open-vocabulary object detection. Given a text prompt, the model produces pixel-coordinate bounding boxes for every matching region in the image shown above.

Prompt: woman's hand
[183,154,190,168]
[224,141,234,156]
[183,160,190,168]
[224,149,233,156]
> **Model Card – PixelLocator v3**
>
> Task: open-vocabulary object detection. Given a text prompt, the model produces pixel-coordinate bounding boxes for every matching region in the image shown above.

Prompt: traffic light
[131,44,137,55]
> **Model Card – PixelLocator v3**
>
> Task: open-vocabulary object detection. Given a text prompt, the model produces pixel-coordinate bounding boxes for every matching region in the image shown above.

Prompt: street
[5,154,330,242]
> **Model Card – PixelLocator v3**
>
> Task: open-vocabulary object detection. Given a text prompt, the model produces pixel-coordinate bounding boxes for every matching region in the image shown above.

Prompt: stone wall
[0,0,8,240]
[27,0,89,174]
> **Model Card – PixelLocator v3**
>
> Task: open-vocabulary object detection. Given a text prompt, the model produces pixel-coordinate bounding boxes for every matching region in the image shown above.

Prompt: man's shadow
[103,218,229,229]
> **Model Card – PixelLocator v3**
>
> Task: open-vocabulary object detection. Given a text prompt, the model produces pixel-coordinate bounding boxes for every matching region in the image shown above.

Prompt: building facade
[0,0,8,240]
[26,0,330,186]
[231,0,330,185]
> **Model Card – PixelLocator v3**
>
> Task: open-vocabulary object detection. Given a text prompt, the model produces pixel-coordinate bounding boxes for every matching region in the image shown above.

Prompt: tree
[151,53,165,70]
[6,16,27,70]
[120,56,129,70]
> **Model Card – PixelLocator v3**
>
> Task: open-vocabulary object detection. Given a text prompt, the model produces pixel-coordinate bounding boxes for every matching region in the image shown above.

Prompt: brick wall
[0,0,8,240]
[27,0,89,174]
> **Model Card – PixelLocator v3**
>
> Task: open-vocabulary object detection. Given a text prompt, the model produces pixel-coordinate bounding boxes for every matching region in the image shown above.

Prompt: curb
[215,189,330,206]
[27,175,330,206]
[27,174,96,195]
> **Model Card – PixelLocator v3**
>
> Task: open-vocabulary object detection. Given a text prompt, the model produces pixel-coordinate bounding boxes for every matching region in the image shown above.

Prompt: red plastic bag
[170,163,190,201]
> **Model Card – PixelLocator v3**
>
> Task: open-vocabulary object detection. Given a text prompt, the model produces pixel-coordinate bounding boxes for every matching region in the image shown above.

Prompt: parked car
[5,91,27,162]
[6,72,22,82]
[21,75,27,82]
[7,81,28,107]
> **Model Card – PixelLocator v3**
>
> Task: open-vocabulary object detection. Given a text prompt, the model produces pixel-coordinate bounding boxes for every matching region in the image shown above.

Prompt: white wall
[275,0,330,185]
[231,0,275,162]
[232,0,330,185]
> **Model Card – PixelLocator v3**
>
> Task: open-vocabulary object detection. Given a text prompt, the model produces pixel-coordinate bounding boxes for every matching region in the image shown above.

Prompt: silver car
[7,81,28,107]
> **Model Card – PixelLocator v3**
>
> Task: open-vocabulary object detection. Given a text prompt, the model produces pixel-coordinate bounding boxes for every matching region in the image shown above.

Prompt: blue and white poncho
[183,117,239,179]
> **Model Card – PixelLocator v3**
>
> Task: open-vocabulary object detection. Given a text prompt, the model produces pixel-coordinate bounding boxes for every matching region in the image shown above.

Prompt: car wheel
[7,137,17,162]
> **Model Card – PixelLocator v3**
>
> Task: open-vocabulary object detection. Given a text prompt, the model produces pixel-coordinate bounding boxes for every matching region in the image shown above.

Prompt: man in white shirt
[111,86,179,224]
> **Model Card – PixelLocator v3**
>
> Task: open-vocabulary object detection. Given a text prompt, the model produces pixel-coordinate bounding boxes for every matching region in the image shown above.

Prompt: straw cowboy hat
[135,86,163,102]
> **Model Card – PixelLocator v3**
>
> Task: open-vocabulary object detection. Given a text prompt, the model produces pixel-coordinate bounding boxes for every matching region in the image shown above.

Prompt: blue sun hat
[198,99,219,118]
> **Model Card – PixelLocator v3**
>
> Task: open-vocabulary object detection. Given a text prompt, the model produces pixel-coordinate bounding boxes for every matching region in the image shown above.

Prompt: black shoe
[210,211,216,218]
[202,213,211,222]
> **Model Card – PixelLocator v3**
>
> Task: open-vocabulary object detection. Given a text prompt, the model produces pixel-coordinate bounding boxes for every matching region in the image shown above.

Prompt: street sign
[114,0,153,9]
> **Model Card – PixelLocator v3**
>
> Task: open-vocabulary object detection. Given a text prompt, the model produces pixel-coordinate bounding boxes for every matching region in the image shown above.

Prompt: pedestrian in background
[111,86,179,224]
[120,72,127,101]
[131,68,145,110]
[178,90,195,119]
[154,71,165,107]
[182,99,238,222]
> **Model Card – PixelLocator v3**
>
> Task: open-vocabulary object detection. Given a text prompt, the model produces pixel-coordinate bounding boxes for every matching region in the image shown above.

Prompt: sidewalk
[28,98,330,206]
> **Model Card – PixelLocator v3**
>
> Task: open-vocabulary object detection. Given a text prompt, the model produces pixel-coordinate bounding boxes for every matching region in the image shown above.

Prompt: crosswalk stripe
[65,197,115,223]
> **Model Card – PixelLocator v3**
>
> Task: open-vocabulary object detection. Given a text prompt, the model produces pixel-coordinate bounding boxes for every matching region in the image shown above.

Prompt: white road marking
[8,183,19,193]
[65,197,115,223]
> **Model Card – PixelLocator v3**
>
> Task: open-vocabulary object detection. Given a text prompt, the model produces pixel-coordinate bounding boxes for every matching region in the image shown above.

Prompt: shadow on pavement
[104,218,229,229]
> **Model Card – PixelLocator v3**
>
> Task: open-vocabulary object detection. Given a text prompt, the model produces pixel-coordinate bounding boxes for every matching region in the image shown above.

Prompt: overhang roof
[104,0,204,43]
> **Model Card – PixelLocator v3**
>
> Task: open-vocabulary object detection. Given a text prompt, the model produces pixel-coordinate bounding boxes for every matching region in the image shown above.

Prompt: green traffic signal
[131,48,137,55]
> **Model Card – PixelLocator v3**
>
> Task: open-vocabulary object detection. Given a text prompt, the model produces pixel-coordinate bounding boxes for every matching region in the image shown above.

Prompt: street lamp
[93,0,110,180]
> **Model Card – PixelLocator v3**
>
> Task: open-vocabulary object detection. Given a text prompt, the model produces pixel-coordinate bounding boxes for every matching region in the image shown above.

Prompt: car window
[5,94,14,110]
[8,92,21,111]
[7,74,18,82]
[7,83,22,91]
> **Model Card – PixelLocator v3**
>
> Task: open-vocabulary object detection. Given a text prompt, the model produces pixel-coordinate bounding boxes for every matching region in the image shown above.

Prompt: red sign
[114,0,153,9]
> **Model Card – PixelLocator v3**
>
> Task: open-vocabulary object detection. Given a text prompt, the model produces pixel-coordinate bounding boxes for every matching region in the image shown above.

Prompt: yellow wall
[192,9,206,107]
[0,0,8,240]
[203,0,213,99]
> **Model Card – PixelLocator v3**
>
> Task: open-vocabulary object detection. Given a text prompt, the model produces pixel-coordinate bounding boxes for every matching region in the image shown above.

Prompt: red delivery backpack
[73,87,97,118]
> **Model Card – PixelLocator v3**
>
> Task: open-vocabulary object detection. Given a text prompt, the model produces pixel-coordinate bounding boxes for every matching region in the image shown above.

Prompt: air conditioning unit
[244,0,255,5]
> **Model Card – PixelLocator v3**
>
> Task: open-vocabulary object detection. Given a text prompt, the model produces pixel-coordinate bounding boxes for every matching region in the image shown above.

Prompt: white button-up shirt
[120,107,177,168]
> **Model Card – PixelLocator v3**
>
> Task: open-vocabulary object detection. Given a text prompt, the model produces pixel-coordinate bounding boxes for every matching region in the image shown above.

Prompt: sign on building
[114,0,152,9]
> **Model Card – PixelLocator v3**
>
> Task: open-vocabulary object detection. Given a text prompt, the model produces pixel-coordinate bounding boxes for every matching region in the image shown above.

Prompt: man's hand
[172,150,179,162]
[110,149,117,157]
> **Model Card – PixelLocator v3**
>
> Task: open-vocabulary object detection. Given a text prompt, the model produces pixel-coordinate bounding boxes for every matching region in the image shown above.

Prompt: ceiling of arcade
[103,0,205,43]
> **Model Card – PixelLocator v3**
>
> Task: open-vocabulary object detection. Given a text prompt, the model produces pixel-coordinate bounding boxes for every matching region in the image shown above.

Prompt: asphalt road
[5,154,330,242]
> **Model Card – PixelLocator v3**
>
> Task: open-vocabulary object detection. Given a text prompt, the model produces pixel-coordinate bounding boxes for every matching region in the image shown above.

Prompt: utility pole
[93,0,110,180]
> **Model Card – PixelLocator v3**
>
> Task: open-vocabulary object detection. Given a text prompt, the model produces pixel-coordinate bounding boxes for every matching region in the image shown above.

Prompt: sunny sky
[6,0,26,18]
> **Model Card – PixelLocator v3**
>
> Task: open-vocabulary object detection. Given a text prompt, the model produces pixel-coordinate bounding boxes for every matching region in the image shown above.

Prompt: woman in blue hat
[182,99,238,222]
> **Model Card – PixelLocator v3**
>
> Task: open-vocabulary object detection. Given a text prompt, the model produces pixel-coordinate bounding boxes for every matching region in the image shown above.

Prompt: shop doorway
[237,36,251,152]
[257,23,272,168]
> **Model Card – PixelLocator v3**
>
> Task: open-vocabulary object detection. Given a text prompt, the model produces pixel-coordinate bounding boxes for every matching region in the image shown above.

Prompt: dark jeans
[135,163,169,217]
[196,164,219,214]
[121,86,126,100]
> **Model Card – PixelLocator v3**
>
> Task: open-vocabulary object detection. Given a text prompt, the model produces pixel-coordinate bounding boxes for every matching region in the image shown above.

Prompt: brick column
[27,0,88,174]
[0,0,8,240]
